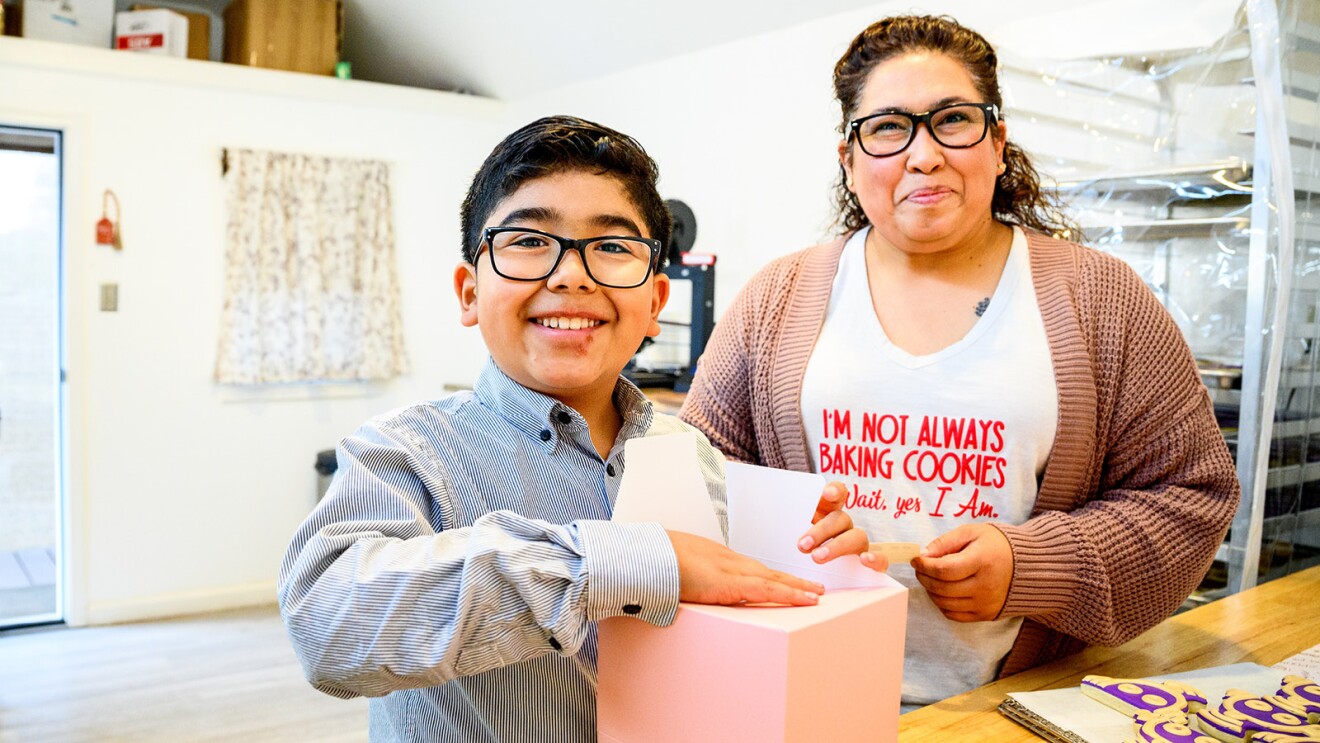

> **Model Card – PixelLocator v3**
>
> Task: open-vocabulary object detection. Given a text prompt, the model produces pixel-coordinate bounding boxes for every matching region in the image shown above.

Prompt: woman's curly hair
[832,15,1079,239]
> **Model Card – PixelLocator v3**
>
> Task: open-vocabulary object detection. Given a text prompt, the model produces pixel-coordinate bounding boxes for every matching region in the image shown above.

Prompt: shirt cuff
[576,520,680,627]
[994,513,1084,618]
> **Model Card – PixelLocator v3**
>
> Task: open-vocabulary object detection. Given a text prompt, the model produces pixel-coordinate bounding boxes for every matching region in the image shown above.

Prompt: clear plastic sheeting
[1000,10,1255,367]
[998,0,1320,594]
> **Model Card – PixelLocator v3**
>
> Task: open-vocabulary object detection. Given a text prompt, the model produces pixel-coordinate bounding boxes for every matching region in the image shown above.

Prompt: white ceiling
[336,0,894,98]
[123,0,1245,98]
[128,0,888,97]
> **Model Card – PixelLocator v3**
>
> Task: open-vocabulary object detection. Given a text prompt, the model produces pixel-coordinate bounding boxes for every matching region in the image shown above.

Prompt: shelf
[1266,461,1320,490]
[1298,220,1320,243]
[1271,414,1320,439]
[1056,160,1252,196]
[1281,369,1320,392]
[1211,402,1320,440]
[1201,367,1242,390]
[1261,510,1320,556]
[1081,216,1249,241]
[1059,153,1320,201]
[1288,323,1320,339]
[0,36,500,117]
[1291,19,1320,59]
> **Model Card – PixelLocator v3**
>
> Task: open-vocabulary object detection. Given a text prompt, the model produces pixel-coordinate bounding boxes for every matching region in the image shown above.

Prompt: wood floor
[0,604,368,742]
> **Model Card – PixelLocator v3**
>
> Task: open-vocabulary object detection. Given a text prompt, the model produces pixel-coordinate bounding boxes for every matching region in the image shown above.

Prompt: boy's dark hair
[460,115,673,271]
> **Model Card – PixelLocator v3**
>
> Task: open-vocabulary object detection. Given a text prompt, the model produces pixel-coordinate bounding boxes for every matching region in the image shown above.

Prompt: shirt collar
[612,374,654,435]
[473,358,654,447]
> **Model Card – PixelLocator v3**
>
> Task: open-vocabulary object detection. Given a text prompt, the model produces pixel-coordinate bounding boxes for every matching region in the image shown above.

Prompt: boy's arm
[276,419,679,699]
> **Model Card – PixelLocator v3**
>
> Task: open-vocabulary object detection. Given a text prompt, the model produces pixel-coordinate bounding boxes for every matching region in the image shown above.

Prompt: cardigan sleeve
[994,253,1240,646]
[679,267,766,464]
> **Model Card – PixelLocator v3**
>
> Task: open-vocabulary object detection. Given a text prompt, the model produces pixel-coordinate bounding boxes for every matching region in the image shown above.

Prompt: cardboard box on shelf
[115,9,188,57]
[597,586,909,743]
[129,3,218,61]
[21,0,114,48]
[2,2,23,38]
[223,0,341,76]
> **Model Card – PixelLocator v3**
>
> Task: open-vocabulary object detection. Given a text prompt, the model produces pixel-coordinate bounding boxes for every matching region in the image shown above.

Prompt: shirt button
[549,636,562,651]
[556,411,571,424]
[622,604,641,615]
[606,464,616,477]
[539,429,552,442]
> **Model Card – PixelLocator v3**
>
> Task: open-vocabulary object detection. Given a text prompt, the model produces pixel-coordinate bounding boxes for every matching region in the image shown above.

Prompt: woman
[679,15,1239,708]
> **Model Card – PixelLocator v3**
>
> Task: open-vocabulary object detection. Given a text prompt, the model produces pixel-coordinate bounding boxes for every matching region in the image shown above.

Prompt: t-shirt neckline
[844,225,1027,370]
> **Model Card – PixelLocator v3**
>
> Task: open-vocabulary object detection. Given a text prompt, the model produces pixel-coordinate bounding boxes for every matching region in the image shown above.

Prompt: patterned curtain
[215,149,408,384]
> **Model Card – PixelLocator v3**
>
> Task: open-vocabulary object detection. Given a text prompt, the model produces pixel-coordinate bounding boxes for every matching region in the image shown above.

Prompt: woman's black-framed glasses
[848,102,1000,158]
[480,226,662,289]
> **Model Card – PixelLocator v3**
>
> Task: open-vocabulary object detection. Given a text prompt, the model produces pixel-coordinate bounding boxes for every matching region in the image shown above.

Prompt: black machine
[624,199,715,392]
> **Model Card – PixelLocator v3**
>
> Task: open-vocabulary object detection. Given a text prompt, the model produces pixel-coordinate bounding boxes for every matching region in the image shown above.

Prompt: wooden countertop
[642,387,686,416]
[899,565,1320,741]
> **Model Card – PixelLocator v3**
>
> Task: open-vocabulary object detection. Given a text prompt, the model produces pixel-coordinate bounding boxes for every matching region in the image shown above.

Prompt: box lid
[674,585,907,632]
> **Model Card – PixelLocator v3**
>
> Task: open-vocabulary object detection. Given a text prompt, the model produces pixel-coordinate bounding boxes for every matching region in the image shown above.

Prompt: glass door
[0,126,63,627]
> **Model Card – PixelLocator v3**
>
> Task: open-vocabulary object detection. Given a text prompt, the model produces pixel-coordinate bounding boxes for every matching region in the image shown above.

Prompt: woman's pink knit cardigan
[679,230,1240,677]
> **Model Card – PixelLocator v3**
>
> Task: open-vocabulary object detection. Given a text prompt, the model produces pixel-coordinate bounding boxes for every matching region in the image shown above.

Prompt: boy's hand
[798,481,892,572]
[667,531,824,606]
[911,523,1013,622]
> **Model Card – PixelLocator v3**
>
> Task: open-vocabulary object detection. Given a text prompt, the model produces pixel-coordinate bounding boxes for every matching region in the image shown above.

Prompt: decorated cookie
[1246,733,1320,743]
[1193,687,1320,742]
[1250,731,1320,743]
[1081,675,1208,720]
[1277,675,1320,723]
[1125,716,1219,743]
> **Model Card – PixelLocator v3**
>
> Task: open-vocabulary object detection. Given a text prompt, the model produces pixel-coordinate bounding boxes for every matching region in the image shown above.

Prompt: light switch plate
[100,283,118,312]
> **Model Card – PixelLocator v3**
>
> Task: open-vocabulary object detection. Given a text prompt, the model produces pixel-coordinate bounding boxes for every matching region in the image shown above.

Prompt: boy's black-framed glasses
[848,102,1000,158]
[479,226,662,289]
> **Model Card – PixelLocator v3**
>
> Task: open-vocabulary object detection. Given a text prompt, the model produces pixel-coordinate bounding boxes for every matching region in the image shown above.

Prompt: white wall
[0,0,1237,626]
[507,1,1050,311]
[510,8,859,309]
[509,0,1240,312]
[0,37,503,624]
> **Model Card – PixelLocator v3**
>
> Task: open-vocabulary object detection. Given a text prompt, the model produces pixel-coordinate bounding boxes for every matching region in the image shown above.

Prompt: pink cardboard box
[598,586,908,743]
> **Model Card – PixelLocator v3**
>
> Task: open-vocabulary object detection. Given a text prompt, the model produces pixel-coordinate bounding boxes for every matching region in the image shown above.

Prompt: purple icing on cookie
[1252,731,1320,743]
[1196,688,1320,741]
[1083,677,1179,712]
[1279,675,1320,720]
[1132,717,1217,743]
[1082,675,1204,718]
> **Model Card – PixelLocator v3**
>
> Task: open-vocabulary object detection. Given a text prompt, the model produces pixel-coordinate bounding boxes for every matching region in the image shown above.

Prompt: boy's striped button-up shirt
[278,359,726,742]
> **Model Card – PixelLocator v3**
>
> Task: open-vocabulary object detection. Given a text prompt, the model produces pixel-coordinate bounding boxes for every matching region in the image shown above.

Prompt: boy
[277,116,823,743]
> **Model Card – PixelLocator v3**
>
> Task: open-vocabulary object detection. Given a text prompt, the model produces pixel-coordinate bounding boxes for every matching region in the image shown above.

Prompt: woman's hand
[798,481,892,572]
[667,530,824,606]
[912,524,1013,622]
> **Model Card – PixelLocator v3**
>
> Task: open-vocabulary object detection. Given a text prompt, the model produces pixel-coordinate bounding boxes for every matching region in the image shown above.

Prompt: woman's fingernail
[798,536,813,551]
[860,552,875,565]
[802,591,819,603]
[812,546,829,561]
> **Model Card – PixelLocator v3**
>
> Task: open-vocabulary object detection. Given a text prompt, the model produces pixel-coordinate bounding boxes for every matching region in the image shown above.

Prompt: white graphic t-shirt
[801,226,1057,709]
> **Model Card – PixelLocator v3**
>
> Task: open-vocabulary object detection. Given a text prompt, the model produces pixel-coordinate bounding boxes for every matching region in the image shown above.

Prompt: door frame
[0,107,89,627]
